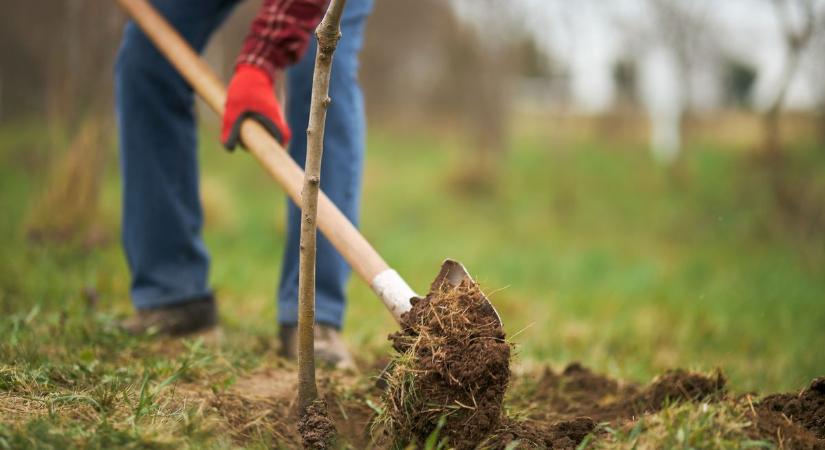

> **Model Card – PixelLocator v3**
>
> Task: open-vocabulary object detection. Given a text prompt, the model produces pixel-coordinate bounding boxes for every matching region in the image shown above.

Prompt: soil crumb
[298,398,336,450]
[383,279,511,449]
[756,376,825,443]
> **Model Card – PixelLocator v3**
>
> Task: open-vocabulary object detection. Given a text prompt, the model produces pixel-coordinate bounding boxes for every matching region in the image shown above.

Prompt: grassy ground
[0,118,823,448]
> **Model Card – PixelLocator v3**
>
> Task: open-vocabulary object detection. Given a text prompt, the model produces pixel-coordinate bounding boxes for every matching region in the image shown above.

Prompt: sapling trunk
[297,0,348,413]
[762,0,818,161]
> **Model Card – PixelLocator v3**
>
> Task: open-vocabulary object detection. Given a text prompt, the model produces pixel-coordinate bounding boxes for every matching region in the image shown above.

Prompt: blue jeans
[115,0,372,329]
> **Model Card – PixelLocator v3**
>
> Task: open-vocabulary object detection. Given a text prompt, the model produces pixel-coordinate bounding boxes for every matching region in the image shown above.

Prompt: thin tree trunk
[818,101,825,149]
[762,106,783,161]
[297,0,347,413]
[761,49,799,162]
[763,0,816,160]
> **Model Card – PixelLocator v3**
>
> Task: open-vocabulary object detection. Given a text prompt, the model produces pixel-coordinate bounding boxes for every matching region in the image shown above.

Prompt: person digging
[116,0,374,369]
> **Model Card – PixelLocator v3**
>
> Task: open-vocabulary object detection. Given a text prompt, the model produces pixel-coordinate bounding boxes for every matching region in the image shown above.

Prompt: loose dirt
[546,364,724,419]
[174,360,824,449]
[754,376,825,448]
[298,399,336,449]
[368,276,823,448]
[382,279,511,449]
[479,364,727,448]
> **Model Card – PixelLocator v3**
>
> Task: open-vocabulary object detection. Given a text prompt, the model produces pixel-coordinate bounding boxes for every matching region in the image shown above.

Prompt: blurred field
[1,114,824,400]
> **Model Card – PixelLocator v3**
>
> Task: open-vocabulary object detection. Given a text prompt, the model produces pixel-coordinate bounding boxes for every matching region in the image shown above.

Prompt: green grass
[0,118,823,447]
[591,401,773,449]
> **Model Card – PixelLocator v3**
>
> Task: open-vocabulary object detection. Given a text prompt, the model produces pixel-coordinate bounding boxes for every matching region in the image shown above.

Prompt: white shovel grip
[370,269,417,322]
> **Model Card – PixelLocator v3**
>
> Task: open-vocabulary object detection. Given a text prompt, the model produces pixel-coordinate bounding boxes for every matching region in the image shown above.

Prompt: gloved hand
[221,64,291,151]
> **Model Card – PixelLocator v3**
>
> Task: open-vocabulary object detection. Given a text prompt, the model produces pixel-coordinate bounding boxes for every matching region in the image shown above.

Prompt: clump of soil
[298,399,337,450]
[756,376,825,441]
[381,279,511,449]
[634,368,727,412]
[516,363,725,425]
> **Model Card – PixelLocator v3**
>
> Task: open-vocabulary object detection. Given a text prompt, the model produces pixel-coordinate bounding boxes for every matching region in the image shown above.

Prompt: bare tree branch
[764,0,823,157]
[297,0,347,413]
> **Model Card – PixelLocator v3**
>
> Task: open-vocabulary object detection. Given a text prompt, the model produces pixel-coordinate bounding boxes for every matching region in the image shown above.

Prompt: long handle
[117,0,415,321]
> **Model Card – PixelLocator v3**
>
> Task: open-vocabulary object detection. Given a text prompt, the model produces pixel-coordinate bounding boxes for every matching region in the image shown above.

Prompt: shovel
[116,0,501,327]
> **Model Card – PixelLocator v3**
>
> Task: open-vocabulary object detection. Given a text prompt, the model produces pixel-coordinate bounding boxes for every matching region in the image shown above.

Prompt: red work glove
[221,64,291,151]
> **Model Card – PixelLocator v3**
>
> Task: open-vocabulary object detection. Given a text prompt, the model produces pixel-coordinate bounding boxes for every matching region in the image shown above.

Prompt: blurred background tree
[360,0,524,192]
[0,1,122,129]
[2,0,825,239]
[763,0,822,160]
[758,0,825,230]
[0,1,121,244]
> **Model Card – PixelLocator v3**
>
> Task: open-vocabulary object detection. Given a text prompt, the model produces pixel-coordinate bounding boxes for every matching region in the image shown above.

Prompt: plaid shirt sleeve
[236,0,328,79]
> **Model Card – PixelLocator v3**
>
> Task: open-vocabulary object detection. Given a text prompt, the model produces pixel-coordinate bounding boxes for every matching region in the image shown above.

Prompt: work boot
[279,323,356,370]
[121,296,217,337]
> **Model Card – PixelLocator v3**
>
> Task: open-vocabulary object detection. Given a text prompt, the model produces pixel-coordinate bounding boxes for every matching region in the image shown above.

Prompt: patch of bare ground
[175,365,376,448]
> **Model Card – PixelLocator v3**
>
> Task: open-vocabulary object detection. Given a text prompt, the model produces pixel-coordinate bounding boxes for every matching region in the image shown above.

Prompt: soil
[298,399,337,449]
[479,364,727,449]
[372,275,823,449]
[518,363,726,423]
[165,361,823,449]
[486,416,597,449]
[747,405,824,450]
[755,376,825,447]
[383,279,511,449]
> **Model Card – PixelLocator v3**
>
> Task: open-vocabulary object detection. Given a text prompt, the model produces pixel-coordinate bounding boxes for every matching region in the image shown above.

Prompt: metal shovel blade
[431,259,503,327]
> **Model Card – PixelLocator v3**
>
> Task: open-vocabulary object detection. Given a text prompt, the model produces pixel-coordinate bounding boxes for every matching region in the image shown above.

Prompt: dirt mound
[382,280,511,449]
[298,399,336,449]
[516,363,724,424]
[485,417,597,449]
[489,364,727,448]
[634,368,727,412]
[756,377,825,443]
[524,363,640,423]
[749,406,824,450]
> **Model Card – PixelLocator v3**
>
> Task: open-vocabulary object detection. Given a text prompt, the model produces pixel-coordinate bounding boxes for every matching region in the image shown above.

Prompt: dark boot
[279,323,355,369]
[121,296,217,337]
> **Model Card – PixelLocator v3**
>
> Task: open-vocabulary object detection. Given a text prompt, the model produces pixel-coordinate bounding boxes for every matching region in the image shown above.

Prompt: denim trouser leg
[115,0,238,309]
[278,2,373,329]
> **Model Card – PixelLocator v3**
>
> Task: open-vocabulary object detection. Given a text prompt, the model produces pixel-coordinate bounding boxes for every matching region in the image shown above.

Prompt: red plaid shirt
[236,0,328,79]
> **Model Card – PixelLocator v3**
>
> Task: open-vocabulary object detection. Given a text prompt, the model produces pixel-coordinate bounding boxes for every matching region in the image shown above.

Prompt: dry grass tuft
[25,117,109,245]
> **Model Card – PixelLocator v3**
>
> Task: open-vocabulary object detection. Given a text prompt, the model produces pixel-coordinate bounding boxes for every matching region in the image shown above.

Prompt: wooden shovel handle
[117,0,390,285]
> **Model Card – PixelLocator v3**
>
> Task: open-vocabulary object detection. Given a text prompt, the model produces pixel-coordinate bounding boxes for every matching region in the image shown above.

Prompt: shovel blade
[431,259,502,327]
